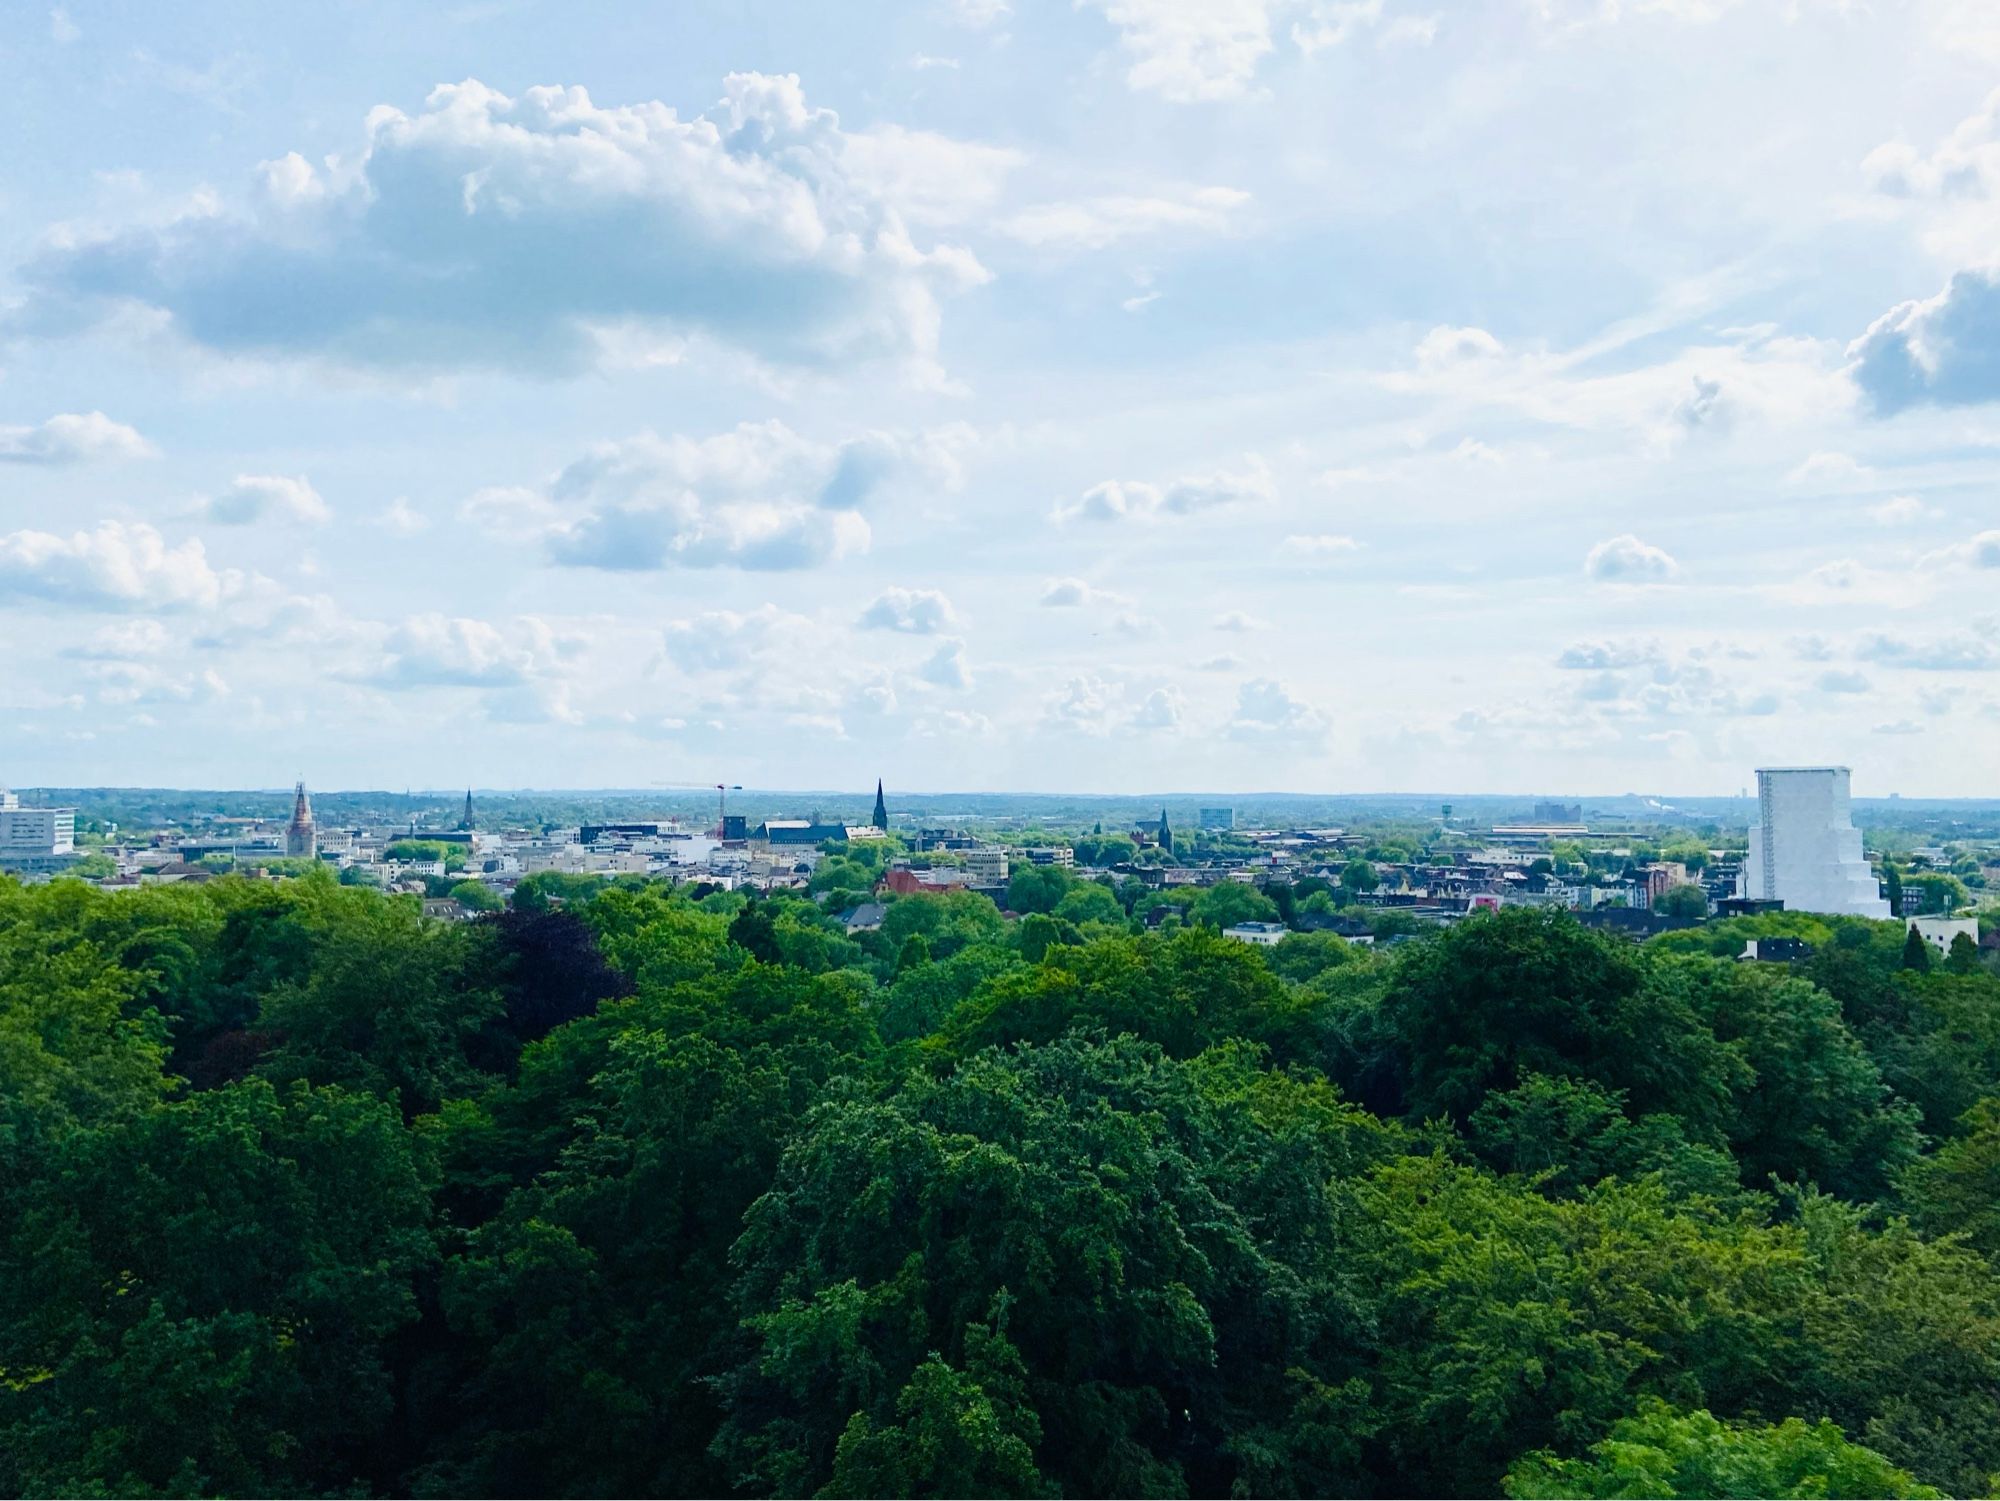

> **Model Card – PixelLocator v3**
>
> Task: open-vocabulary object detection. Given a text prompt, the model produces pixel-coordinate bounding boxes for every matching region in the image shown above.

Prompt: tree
[727,901,783,964]
[1189,880,1279,930]
[1945,931,1981,975]
[449,879,503,913]
[1653,884,1709,921]
[1504,1399,1939,1499]
[1902,925,1933,973]
[1005,863,1074,916]
[1340,859,1380,897]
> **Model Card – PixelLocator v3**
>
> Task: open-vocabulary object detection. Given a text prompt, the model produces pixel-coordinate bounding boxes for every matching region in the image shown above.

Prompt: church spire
[459,788,474,831]
[1157,806,1174,855]
[871,778,889,833]
[286,781,317,859]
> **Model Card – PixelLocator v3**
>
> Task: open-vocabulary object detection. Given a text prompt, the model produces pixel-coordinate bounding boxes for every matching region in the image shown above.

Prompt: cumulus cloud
[1212,609,1270,631]
[1055,456,1273,524]
[664,605,814,671]
[1850,269,2000,412]
[1817,669,1872,694]
[918,637,974,690]
[1859,630,2000,671]
[0,411,156,466]
[1226,676,1324,739]
[12,76,993,379]
[1131,685,1186,728]
[1870,495,1937,525]
[1555,640,1661,670]
[1039,576,1129,607]
[1000,185,1250,250]
[1921,528,2000,569]
[203,473,329,525]
[469,420,961,571]
[1584,534,1679,583]
[1783,451,1872,488]
[0,521,233,611]
[857,586,958,633]
[1081,0,1427,101]
[357,613,567,689]
[1414,324,1503,370]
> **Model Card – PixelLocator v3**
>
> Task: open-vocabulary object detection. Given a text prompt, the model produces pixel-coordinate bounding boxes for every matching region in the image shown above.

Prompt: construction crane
[649,779,743,838]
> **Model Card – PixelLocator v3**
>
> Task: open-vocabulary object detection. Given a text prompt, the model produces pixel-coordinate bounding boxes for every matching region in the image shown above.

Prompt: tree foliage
[3,873,1998,1498]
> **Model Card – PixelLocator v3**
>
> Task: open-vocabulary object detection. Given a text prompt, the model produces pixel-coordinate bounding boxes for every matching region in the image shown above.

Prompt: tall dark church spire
[458,789,475,831]
[872,779,889,832]
[1157,806,1174,855]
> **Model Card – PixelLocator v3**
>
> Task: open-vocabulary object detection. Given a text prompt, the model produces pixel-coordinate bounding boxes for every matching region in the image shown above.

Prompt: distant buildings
[1909,915,1979,957]
[1741,767,1889,918]
[0,789,78,877]
[1199,807,1235,832]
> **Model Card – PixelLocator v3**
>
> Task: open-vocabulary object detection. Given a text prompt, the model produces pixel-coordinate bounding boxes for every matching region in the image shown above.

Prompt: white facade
[1910,916,1979,956]
[1742,767,1890,918]
[965,846,1010,884]
[0,802,75,857]
[1222,921,1289,946]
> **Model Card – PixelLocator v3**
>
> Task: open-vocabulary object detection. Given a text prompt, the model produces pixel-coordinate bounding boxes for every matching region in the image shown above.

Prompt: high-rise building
[0,789,78,876]
[286,781,317,859]
[1198,807,1235,831]
[1741,767,1888,918]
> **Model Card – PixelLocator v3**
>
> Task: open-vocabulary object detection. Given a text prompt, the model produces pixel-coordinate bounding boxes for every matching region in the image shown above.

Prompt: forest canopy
[3,871,1997,1498]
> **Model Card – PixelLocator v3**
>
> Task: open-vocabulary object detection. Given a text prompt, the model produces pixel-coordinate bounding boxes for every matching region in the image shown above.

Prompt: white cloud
[1055,456,1273,524]
[1782,451,1873,488]
[0,411,155,466]
[478,421,962,572]
[1414,324,1503,370]
[1850,268,2000,413]
[919,637,974,689]
[949,0,1011,25]
[358,613,566,689]
[1226,676,1324,739]
[1817,669,1872,694]
[1555,640,1661,670]
[1584,534,1679,583]
[373,498,430,536]
[49,6,80,42]
[63,619,171,660]
[1083,0,1281,101]
[857,586,959,633]
[1869,495,1937,525]
[1039,576,1129,607]
[1212,609,1271,631]
[13,75,994,380]
[1921,528,2000,569]
[0,521,233,611]
[1131,685,1186,728]
[1082,0,1427,100]
[1859,630,2000,671]
[664,605,814,671]
[1873,718,1925,736]
[1000,185,1250,250]
[203,473,329,525]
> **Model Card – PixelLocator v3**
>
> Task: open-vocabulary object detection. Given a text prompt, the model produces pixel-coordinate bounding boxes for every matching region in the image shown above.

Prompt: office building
[1741,767,1889,918]
[0,790,79,877]
[1198,807,1235,831]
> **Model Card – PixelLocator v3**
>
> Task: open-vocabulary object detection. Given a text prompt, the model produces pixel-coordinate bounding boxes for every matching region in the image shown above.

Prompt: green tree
[1189,879,1280,929]
[1504,1399,1939,1499]
[1902,925,1933,973]
[1653,884,1709,921]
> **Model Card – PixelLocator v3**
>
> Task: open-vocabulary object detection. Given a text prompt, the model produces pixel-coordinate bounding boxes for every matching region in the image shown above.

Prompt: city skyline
[6,2,2000,795]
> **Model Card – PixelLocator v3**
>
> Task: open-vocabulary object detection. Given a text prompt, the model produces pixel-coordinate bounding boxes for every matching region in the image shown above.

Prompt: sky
[3,0,2000,796]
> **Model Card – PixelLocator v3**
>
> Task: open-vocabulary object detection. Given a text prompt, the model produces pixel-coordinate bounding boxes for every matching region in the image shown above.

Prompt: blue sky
[4,0,2000,795]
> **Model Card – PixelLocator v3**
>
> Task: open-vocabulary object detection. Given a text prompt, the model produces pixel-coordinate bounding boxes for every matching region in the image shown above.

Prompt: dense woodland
[6,862,2000,1498]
